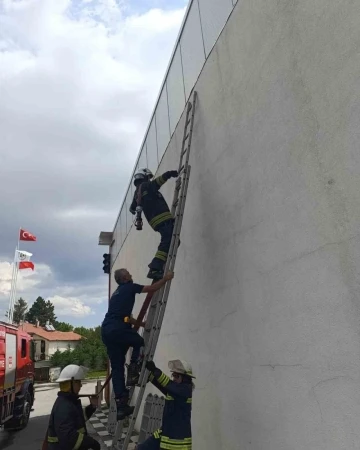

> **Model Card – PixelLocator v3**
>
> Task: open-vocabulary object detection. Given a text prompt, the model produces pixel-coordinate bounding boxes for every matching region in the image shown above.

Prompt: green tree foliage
[25,297,57,326]
[13,298,28,324]
[54,321,74,332]
[50,326,107,371]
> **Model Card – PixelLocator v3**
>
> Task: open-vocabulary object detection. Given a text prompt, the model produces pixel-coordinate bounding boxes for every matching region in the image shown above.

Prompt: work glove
[169,170,178,178]
[129,207,136,215]
[145,360,156,373]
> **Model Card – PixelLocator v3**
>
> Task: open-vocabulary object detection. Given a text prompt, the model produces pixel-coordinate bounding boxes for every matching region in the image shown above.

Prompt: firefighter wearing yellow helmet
[137,359,195,450]
[45,365,100,450]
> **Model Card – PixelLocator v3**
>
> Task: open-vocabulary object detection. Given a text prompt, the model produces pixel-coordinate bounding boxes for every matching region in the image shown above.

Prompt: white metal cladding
[111,0,237,264]
[146,117,159,174]
[137,143,148,171]
[125,185,133,235]
[5,333,16,389]
[167,44,186,134]
[197,0,234,57]
[180,0,206,99]
[155,84,171,163]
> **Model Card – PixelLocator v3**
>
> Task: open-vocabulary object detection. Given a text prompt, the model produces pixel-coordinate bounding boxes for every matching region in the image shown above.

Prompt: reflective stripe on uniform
[142,190,148,197]
[149,212,173,229]
[160,436,192,450]
[155,176,165,186]
[165,394,191,403]
[157,373,170,387]
[47,428,85,449]
[155,251,167,261]
[73,431,85,450]
[153,428,162,439]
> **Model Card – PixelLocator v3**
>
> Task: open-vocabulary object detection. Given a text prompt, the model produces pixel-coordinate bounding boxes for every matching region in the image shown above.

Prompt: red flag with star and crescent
[19,229,37,242]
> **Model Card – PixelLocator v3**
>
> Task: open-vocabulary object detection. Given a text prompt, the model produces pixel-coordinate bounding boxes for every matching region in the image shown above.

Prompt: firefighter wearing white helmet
[136,359,195,450]
[44,365,100,450]
[130,166,179,280]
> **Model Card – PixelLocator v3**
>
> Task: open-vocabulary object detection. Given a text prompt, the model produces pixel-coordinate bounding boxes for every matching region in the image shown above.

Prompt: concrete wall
[111,0,360,448]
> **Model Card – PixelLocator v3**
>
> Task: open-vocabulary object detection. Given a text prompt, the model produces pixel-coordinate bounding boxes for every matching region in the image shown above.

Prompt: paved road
[0,380,104,450]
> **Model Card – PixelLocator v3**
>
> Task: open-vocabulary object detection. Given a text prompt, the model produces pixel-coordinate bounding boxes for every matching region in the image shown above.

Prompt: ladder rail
[114,91,197,450]
[146,167,191,360]
[120,172,189,450]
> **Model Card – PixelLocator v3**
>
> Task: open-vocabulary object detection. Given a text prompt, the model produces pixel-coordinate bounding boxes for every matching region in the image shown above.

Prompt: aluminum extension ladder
[110,91,197,450]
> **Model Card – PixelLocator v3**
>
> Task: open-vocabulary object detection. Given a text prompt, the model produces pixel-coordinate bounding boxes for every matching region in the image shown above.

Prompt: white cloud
[0,261,52,297]
[48,295,94,317]
[0,0,185,326]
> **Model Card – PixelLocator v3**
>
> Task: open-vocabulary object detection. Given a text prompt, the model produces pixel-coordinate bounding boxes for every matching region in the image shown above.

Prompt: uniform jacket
[47,391,98,450]
[130,172,175,231]
[149,368,192,450]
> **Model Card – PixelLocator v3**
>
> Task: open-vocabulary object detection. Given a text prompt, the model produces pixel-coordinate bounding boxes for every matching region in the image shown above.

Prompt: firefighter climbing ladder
[110,91,197,450]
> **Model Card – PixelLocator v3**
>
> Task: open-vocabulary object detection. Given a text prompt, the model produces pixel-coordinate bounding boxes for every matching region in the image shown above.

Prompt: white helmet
[57,365,89,382]
[134,168,153,184]
[168,359,195,379]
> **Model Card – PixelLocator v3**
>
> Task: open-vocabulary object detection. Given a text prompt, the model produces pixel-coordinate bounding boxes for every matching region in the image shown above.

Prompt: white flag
[15,250,33,262]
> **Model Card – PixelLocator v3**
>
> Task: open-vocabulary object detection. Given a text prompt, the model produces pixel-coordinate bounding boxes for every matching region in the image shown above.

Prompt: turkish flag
[19,229,37,241]
[19,261,35,271]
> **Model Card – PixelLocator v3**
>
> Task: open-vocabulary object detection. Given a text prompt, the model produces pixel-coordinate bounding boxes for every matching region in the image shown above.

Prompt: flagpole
[8,228,21,324]
[8,247,17,323]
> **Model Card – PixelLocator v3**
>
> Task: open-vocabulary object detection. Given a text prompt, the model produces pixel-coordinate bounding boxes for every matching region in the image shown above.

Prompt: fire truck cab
[0,321,35,430]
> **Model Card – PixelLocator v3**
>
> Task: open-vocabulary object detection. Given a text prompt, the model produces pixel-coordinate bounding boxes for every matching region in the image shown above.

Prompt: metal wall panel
[155,84,171,163]
[232,0,237,5]
[115,217,121,258]
[136,143,148,171]
[198,0,233,56]
[180,0,206,99]
[167,44,186,134]
[125,185,134,235]
[119,207,125,251]
[146,118,159,174]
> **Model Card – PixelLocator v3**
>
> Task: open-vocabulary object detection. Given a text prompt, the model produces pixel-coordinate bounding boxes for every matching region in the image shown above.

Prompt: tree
[50,326,107,371]
[26,297,57,326]
[54,321,74,332]
[13,298,28,324]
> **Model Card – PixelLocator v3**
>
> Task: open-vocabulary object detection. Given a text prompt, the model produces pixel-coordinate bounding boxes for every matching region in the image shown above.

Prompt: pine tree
[13,298,28,324]
[25,297,57,326]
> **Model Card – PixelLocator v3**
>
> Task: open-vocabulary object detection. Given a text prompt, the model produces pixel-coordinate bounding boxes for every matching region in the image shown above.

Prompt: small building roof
[21,322,82,342]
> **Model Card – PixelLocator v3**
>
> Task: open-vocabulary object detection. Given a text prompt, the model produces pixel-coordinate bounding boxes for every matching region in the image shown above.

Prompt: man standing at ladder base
[101,269,174,421]
[137,359,195,450]
[130,168,179,280]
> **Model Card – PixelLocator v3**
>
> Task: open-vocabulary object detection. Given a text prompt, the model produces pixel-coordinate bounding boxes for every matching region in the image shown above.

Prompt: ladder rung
[117,92,197,450]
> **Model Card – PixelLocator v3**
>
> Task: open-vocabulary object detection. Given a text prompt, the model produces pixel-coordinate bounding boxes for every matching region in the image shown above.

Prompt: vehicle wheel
[4,392,32,431]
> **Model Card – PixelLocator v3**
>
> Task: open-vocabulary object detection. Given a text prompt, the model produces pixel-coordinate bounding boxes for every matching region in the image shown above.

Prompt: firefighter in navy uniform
[137,359,195,450]
[45,364,100,450]
[101,268,174,421]
[130,168,179,280]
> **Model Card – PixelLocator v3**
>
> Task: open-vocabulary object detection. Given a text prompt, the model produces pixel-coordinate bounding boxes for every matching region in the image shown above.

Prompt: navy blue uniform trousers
[102,325,144,398]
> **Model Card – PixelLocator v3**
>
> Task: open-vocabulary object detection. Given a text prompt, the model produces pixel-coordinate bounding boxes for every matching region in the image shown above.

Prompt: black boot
[115,396,134,421]
[147,268,164,280]
[126,362,141,386]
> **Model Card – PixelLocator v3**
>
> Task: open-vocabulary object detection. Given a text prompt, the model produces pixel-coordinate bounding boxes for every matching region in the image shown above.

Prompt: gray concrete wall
[111,0,360,448]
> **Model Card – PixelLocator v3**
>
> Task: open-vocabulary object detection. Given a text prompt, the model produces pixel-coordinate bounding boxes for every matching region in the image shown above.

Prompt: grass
[86,370,107,379]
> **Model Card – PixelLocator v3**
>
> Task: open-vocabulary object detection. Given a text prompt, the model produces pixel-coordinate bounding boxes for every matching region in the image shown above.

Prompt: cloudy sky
[0,0,186,326]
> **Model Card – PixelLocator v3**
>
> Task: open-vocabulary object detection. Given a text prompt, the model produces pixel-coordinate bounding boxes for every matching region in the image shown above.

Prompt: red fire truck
[0,321,35,430]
